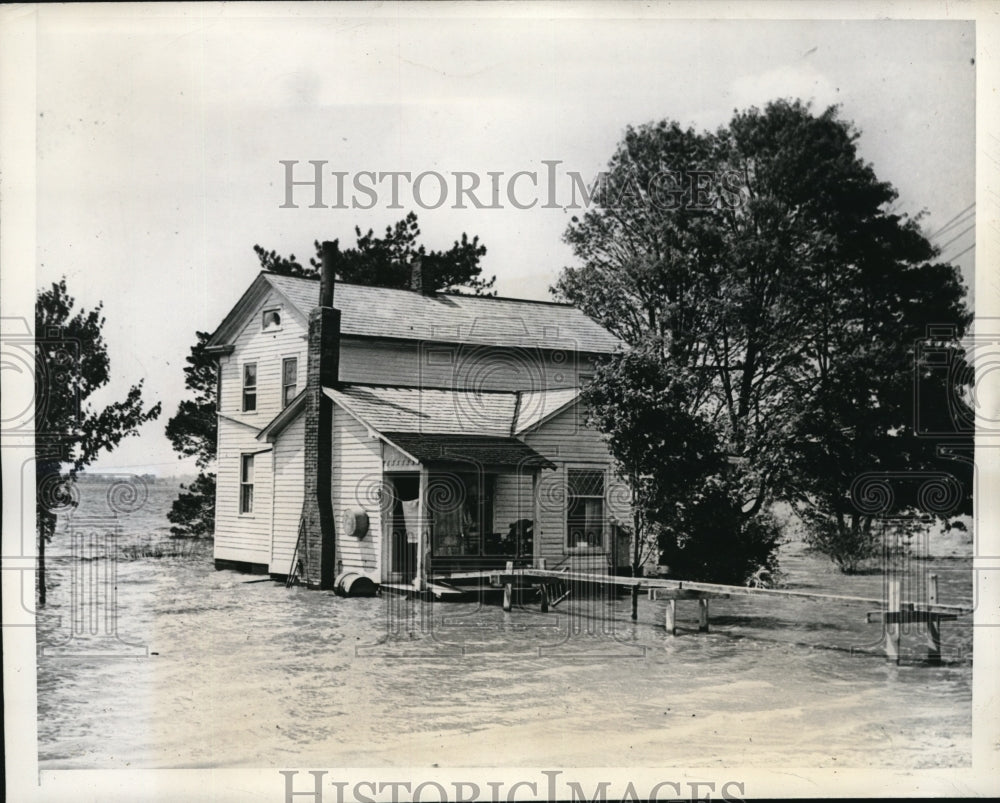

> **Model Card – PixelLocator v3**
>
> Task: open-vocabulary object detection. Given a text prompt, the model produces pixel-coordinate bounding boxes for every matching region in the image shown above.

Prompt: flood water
[36,482,972,769]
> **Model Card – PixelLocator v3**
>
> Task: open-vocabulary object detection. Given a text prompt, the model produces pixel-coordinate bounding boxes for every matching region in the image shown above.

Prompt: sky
[26,6,976,476]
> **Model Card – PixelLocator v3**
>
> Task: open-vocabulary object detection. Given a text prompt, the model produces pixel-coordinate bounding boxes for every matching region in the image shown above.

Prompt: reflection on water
[37,484,972,769]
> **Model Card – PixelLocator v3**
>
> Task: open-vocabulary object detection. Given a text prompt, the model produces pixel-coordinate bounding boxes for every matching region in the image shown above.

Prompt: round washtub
[334,571,378,597]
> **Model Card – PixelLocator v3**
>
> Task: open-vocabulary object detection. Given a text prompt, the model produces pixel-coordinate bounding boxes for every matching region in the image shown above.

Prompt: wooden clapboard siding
[521,401,631,570]
[213,416,272,566]
[331,407,382,578]
[493,473,534,534]
[213,287,306,569]
[217,289,308,423]
[339,337,599,391]
[269,414,305,574]
[522,400,609,461]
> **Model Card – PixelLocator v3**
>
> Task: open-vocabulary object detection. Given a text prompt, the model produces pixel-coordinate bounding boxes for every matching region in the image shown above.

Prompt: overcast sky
[29,7,975,475]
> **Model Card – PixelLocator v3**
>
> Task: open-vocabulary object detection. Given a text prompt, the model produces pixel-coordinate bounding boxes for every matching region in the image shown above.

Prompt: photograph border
[2,1,998,800]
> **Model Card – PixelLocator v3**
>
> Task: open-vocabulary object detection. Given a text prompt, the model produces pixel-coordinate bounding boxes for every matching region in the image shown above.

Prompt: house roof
[381,433,555,470]
[225,272,623,353]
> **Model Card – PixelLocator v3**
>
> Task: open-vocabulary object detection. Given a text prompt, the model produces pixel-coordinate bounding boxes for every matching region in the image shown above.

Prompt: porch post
[532,468,541,568]
[414,467,428,591]
[503,560,514,612]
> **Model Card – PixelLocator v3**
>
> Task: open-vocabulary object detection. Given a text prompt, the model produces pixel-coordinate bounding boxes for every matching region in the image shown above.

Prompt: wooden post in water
[665,600,676,636]
[502,560,513,612]
[926,573,942,664]
[698,598,710,633]
[885,577,902,664]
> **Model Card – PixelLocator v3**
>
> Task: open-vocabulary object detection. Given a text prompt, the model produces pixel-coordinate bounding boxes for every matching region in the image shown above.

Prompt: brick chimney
[299,240,341,589]
[410,254,423,293]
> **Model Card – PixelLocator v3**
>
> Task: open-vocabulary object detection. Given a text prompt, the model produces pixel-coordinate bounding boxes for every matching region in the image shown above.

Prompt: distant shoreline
[73,473,195,486]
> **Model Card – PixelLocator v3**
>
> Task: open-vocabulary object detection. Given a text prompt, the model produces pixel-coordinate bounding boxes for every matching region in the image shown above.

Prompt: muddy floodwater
[37,483,972,769]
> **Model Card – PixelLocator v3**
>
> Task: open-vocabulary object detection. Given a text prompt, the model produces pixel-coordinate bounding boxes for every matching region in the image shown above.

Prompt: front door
[384,474,419,582]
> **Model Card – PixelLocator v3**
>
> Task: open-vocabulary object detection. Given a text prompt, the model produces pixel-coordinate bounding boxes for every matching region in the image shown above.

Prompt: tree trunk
[36,460,59,608]
[631,507,642,621]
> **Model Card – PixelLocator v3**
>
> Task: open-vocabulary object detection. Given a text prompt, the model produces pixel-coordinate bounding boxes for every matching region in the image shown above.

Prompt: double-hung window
[567,468,605,548]
[282,357,298,408]
[242,362,257,412]
[240,454,255,514]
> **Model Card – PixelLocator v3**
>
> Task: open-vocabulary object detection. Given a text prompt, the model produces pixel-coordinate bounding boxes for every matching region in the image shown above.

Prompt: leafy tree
[35,279,161,605]
[166,471,216,538]
[581,342,779,616]
[779,256,972,570]
[557,120,719,349]
[558,100,971,572]
[254,210,495,295]
[715,102,971,569]
[164,331,217,537]
[657,476,783,585]
[583,343,781,601]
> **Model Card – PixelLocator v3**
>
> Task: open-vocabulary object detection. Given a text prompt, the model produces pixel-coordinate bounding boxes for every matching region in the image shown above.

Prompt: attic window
[262,308,282,331]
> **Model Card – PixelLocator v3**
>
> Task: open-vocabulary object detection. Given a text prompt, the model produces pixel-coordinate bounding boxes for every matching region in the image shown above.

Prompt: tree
[166,471,216,538]
[254,210,495,295]
[557,120,719,350]
[35,279,161,604]
[582,342,781,602]
[656,476,784,585]
[779,253,972,570]
[164,331,217,537]
[557,100,971,572]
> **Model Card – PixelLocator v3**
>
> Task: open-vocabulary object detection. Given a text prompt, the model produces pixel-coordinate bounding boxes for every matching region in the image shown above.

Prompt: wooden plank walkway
[381,581,466,601]
[432,566,971,664]
[437,568,971,615]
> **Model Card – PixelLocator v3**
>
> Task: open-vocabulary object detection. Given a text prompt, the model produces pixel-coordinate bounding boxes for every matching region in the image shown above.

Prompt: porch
[378,432,555,587]
[323,384,631,589]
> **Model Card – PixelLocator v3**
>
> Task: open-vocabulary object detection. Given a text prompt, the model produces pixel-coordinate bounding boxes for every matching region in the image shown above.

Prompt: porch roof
[326,384,518,436]
[326,383,582,436]
[381,432,556,470]
[259,383,585,446]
